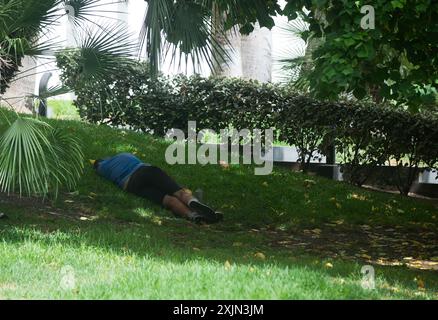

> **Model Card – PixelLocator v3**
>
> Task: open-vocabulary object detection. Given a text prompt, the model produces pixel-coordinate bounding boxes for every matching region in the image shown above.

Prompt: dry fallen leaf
[415,277,425,290]
[304,179,316,188]
[152,217,162,226]
[351,193,367,201]
[254,252,266,260]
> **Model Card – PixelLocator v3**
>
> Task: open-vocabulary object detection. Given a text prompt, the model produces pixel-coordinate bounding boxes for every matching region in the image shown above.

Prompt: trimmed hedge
[57,57,438,195]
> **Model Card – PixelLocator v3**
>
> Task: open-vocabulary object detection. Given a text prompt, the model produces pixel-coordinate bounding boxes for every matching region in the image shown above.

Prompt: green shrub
[335,103,389,187]
[57,57,438,195]
[380,109,438,195]
[278,96,336,172]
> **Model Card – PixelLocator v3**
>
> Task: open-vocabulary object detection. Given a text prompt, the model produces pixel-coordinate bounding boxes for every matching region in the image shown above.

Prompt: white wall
[2,56,36,113]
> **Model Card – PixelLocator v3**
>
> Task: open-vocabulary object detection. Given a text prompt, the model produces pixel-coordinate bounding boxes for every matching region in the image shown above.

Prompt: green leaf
[391,1,405,9]
[0,117,83,197]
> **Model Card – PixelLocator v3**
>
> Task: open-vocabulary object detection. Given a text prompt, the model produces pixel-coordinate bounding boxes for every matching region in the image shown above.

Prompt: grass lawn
[47,100,80,121]
[0,114,437,299]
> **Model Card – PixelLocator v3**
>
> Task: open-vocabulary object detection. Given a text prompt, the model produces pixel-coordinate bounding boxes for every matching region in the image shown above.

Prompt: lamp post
[38,72,52,117]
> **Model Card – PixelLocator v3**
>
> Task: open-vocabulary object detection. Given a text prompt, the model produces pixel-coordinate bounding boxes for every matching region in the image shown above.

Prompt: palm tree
[0,0,137,197]
[139,0,282,77]
[275,15,318,90]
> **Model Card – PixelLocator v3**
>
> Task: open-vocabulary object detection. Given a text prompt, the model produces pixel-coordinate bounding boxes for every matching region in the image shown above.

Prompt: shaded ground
[1,193,438,299]
[2,193,437,271]
[264,223,438,271]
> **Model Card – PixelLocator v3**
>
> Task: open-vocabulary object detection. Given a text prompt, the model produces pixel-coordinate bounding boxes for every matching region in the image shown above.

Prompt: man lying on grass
[91,153,223,224]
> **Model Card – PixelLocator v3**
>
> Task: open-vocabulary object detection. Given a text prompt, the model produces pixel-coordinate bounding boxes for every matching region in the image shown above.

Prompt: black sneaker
[188,212,206,225]
[215,211,224,222]
[188,200,221,224]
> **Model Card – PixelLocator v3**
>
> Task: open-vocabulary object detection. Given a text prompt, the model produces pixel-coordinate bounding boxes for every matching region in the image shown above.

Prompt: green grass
[47,100,80,121]
[0,112,437,299]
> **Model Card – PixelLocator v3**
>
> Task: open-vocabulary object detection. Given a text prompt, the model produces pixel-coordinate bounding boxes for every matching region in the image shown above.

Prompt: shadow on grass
[1,118,437,297]
[1,197,437,299]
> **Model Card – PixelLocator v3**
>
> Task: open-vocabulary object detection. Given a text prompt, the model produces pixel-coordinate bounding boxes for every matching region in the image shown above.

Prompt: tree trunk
[240,23,272,82]
[211,5,272,82]
[211,4,230,76]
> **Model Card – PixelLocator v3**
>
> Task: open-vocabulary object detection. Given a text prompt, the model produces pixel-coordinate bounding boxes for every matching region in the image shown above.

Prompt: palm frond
[140,0,230,76]
[274,16,315,88]
[201,0,280,32]
[0,0,20,35]
[0,0,62,93]
[0,55,13,70]
[0,116,83,197]
[24,38,64,57]
[278,16,310,39]
[0,117,52,196]
[63,0,129,28]
[1,37,30,59]
[139,0,173,75]
[1,36,63,59]
[46,127,84,196]
[165,2,231,73]
[7,0,63,37]
[33,84,72,100]
[69,22,138,82]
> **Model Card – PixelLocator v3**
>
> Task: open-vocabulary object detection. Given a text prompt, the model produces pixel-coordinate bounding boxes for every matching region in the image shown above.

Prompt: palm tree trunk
[211,4,243,78]
[211,5,272,82]
[211,3,228,76]
[240,23,272,82]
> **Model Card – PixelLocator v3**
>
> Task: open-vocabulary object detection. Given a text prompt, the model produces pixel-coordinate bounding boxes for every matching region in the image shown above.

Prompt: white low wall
[261,146,438,184]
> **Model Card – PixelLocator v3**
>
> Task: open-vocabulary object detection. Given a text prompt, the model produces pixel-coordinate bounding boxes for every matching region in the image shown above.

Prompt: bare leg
[173,189,195,206]
[162,195,192,218]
